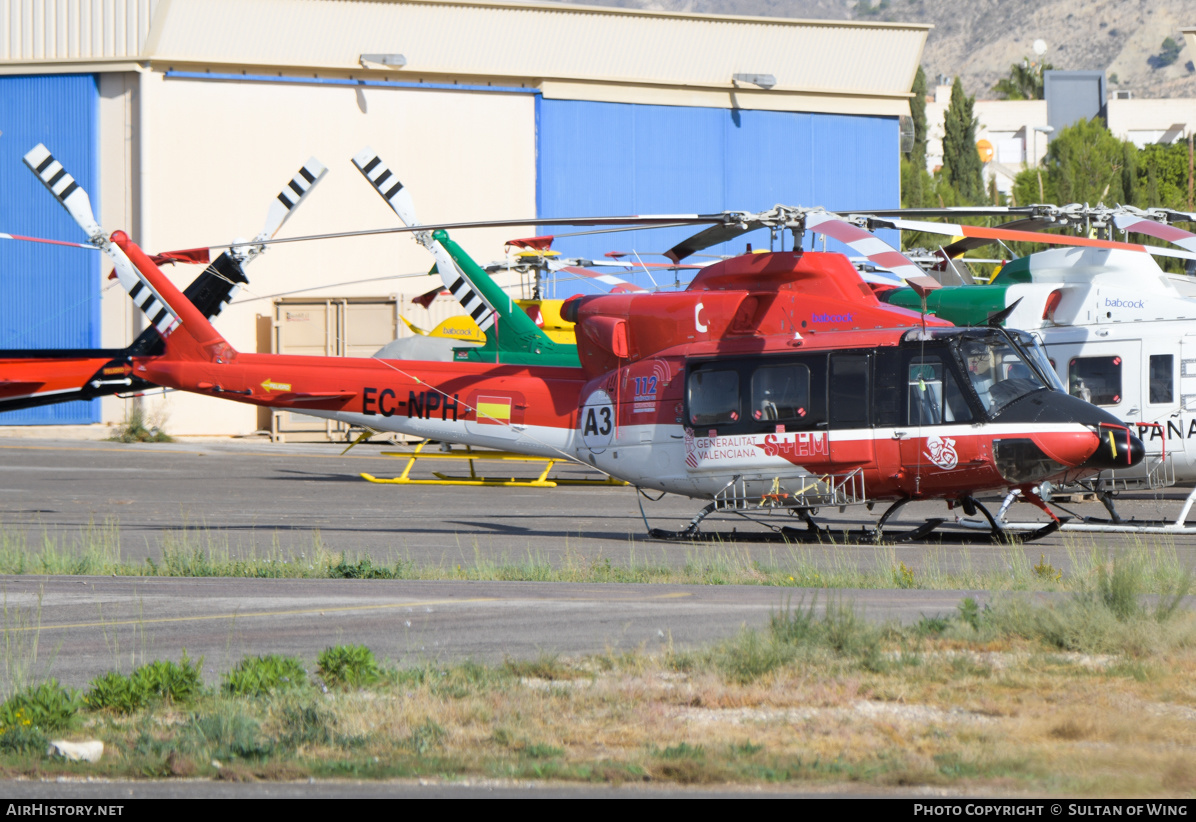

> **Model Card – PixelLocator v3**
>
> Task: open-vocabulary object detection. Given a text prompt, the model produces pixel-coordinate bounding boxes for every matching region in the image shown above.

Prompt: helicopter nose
[1081,425,1146,470]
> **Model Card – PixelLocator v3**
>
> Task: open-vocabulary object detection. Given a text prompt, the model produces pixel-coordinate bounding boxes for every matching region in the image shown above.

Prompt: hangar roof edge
[0,0,927,112]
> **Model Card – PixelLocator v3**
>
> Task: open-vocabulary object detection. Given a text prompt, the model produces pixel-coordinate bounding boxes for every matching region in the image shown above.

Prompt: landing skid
[641,495,1060,545]
[956,486,1196,535]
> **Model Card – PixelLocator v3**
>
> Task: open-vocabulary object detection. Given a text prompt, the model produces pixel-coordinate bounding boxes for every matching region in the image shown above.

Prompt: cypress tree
[910,65,928,171]
[941,77,986,204]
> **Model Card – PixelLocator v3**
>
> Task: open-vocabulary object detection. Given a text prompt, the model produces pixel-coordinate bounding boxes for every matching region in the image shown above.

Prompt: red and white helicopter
[19,144,1146,542]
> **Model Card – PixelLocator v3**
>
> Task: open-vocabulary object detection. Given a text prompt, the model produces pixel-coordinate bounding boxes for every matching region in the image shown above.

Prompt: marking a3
[581,389,615,450]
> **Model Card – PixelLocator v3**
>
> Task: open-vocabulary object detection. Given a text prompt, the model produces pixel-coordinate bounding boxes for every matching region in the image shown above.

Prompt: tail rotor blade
[432,242,496,332]
[24,143,180,336]
[22,144,103,240]
[259,157,328,241]
[350,148,498,329]
[352,147,419,228]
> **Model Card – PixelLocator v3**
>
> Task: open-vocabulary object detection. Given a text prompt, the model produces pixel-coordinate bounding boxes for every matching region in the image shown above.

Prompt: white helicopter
[857,204,1196,533]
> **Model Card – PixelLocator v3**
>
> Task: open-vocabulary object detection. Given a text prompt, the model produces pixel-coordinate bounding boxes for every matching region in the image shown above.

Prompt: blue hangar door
[536,99,899,295]
[0,74,100,425]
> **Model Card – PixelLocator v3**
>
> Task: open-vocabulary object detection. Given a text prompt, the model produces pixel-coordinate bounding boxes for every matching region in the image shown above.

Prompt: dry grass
[30,603,1192,795]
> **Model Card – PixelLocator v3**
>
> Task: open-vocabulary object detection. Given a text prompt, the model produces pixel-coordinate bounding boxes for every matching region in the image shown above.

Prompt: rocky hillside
[547,0,1196,99]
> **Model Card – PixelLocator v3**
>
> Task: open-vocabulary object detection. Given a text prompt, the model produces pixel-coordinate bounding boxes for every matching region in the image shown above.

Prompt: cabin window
[1068,356,1122,406]
[1150,355,1174,404]
[908,358,974,425]
[687,368,740,426]
[750,364,810,422]
[828,355,870,428]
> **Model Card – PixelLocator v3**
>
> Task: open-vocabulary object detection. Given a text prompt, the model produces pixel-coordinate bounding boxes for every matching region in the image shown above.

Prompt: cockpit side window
[960,336,1048,415]
[687,368,740,426]
[908,357,974,426]
[750,364,810,422]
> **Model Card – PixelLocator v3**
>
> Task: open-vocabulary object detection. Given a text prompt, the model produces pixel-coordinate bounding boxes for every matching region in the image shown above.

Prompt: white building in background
[925,71,1196,201]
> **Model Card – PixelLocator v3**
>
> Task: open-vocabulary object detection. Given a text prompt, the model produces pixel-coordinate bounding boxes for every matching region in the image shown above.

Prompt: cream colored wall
[128,74,536,436]
[97,71,140,434]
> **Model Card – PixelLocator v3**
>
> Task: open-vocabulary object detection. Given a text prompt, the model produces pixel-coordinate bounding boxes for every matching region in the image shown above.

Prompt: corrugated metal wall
[0,72,99,424]
[537,100,900,295]
[0,0,156,61]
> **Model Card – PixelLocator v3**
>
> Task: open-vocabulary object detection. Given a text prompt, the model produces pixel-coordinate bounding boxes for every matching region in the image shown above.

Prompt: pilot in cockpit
[963,342,996,411]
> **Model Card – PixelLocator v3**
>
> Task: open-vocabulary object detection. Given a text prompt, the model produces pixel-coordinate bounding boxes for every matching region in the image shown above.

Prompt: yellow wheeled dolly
[360,441,628,487]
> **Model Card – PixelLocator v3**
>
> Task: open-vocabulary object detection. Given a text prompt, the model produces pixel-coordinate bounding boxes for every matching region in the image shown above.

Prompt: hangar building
[0,0,927,438]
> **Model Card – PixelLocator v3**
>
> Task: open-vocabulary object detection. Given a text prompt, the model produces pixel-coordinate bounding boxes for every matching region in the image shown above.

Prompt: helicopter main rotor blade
[804,212,924,280]
[937,217,1057,258]
[845,206,1040,219]
[0,232,96,251]
[870,217,1196,262]
[224,213,725,253]
[1112,213,1196,255]
[663,220,760,263]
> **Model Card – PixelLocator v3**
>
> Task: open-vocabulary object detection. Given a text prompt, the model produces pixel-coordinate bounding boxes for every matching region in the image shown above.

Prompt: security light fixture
[732,73,777,90]
[360,53,407,69]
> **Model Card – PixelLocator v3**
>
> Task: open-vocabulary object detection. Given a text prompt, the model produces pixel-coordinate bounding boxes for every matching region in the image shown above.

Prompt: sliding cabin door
[827,354,873,469]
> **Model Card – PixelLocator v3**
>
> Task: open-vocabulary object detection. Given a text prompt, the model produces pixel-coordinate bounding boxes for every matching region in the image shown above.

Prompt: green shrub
[84,671,142,714]
[328,556,398,579]
[317,645,381,689]
[0,681,81,734]
[134,655,204,704]
[85,654,204,713]
[223,654,310,697]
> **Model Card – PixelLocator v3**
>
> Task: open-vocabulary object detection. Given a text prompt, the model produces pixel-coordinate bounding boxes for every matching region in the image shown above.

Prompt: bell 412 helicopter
[20,143,1146,542]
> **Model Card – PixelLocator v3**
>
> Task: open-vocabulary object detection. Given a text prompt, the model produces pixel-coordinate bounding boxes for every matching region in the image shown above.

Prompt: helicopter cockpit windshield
[956,332,1050,416]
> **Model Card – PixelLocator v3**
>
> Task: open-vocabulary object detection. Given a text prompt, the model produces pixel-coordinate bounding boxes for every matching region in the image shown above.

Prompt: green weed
[317,645,382,689]
[0,680,81,734]
[329,556,402,579]
[223,654,310,698]
[85,654,204,714]
[1033,553,1063,582]
[893,561,916,589]
[108,406,172,443]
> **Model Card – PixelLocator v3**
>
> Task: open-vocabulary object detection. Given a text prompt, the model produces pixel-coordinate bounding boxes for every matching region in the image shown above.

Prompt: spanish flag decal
[476,395,512,425]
